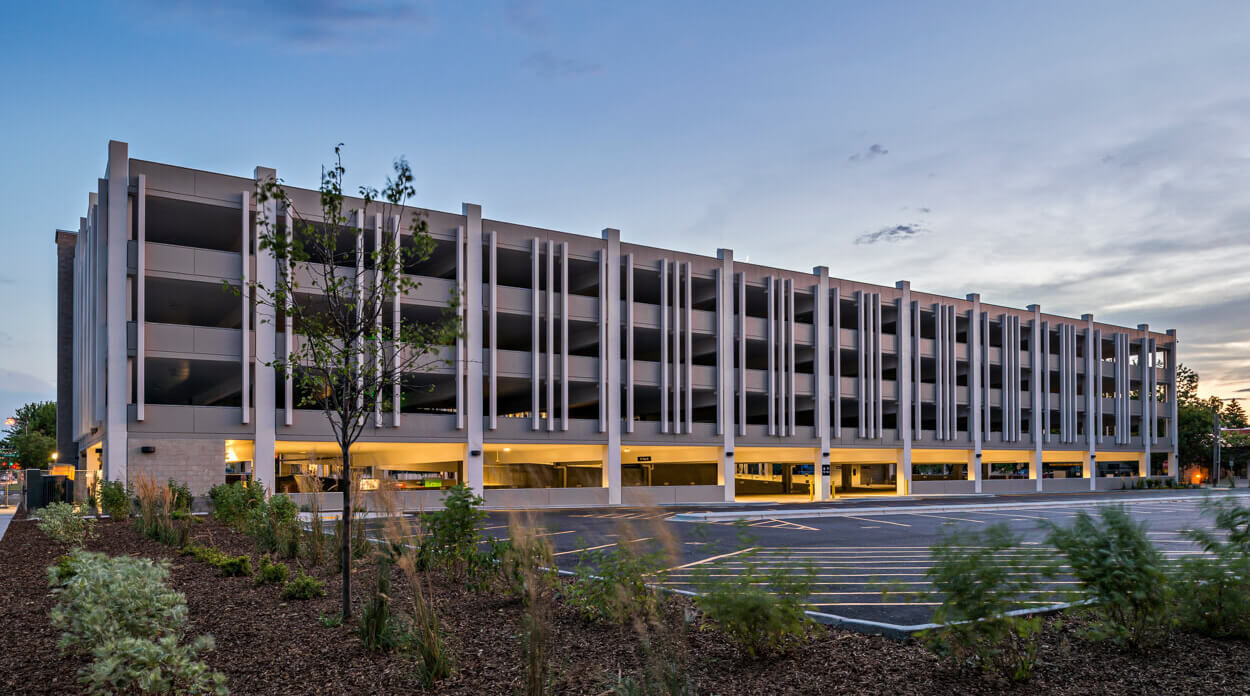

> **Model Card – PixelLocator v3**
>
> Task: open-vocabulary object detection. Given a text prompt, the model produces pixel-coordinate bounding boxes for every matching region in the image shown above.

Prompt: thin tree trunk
[341,444,353,619]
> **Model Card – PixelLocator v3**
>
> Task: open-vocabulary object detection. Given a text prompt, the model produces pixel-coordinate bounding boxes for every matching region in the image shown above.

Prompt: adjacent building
[56,140,1180,507]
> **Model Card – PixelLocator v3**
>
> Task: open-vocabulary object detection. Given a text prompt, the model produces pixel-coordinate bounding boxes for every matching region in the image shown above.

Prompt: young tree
[246,146,460,619]
[1,401,58,469]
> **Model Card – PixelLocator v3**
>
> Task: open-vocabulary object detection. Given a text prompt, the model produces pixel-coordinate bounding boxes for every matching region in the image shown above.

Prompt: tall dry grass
[374,485,452,687]
[133,472,184,546]
[295,474,328,565]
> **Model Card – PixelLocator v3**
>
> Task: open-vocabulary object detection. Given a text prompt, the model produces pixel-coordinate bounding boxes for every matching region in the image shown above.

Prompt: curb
[670,490,1250,523]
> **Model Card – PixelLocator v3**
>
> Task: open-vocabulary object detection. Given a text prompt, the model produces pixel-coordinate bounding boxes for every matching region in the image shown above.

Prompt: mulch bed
[2,510,1249,695]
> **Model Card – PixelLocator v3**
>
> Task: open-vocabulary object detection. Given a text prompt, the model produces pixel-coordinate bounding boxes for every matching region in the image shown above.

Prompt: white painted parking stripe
[845,515,910,527]
[666,546,756,571]
[552,537,653,557]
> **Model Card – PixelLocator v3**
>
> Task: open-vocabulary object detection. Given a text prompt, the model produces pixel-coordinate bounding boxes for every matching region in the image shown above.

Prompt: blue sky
[2,0,1248,419]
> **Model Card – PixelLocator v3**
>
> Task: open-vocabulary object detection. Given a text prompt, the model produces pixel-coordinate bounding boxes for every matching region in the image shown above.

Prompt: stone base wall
[127,438,226,496]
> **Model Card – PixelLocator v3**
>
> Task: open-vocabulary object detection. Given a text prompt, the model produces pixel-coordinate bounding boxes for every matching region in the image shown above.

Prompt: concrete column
[1167,329,1179,480]
[672,261,681,435]
[787,278,795,437]
[718,250,737,501]
[561,242,569,433]
[856,291,865,439]
[874,293,884,439]
[602,229,622,504]
[832,286,841,440]
[737,273,747,437]
[530,238,540,431]
[660,259,668,433]
[456,226,465,430]
[375,213,385,429]
[1028,305,1042,491]
[626,253,635,434]
[546,242,555,432]
[488,230,497,431]
[134,176,146,423]
[390,215,400,429]
[967,294,983,492]
[103,142,129,484]
[896,282,912,496]
[813,268,831,500]
[768,277,777,436]
[686,263,694,434]
[252,166,278,493]
[1084,314,1097,490]
[463,204,484,494]
[1138,323,1151,477]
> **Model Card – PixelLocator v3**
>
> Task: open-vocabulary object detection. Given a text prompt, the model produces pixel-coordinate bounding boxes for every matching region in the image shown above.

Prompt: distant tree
[245,146,460,620]
[1223,399,1248,429]
[1174,365,1249,471]
[1,401,57,469]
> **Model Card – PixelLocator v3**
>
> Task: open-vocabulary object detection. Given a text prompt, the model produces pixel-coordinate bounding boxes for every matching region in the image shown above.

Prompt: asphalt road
[365,488,1249,627]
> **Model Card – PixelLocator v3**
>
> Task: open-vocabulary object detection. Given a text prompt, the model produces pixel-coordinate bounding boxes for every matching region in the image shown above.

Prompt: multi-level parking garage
[57,141,1180,507]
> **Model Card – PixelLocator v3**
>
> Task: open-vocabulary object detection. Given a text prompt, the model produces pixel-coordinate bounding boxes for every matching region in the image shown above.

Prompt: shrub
[81,633,227,695]
[208,481,265,530]
[182,544,230,567]
[219,555,253,577]
[48,551,187,653]
[50,554,78,583]
[48,550,226,695]
[99,479,131,520]
[167,480,193,512]
[565,540,664,624]
[1173,498,1250,638]
[419,483,487,574]
[691,545,814,658]
[282,571,327,600]
[247,493,301,558]
[913,523,1060,682]
[1045,506,1169,648]
[256,557,289,585]
[38,501,97,549]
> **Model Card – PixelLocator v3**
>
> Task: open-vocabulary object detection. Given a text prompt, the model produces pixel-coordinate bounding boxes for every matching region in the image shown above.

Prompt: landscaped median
[2,487,1250,694]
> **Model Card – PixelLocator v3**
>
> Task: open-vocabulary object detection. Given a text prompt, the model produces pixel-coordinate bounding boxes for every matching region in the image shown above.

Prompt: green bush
[914,524,1060,681]
[51,554,78,583]
[419,484,487,574]
[246,493,300,556]
[565,540,664,624]
[1045,506,1169,648]
[81,633,227,696]
[208,481,265,530]
[99,480,131,520]
[167,480,192,512]
[38,501,97,549]
[48,551,187,653]
[691,546,813,658]
[47,550,226,695]
[256,557,289,585]
[182,544,230,567]
[1173,498,1250,638]
[282,571,326,600]
[219,555,253,577]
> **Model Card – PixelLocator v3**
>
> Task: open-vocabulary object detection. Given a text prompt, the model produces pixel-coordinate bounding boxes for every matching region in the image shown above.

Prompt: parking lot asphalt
[365,488,1250,627]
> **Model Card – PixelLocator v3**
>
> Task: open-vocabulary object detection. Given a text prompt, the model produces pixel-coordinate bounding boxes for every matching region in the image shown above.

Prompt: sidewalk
[0,505,16,541]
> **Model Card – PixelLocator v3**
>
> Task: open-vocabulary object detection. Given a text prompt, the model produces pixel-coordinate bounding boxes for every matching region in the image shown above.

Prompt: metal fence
[5,468,101,511]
